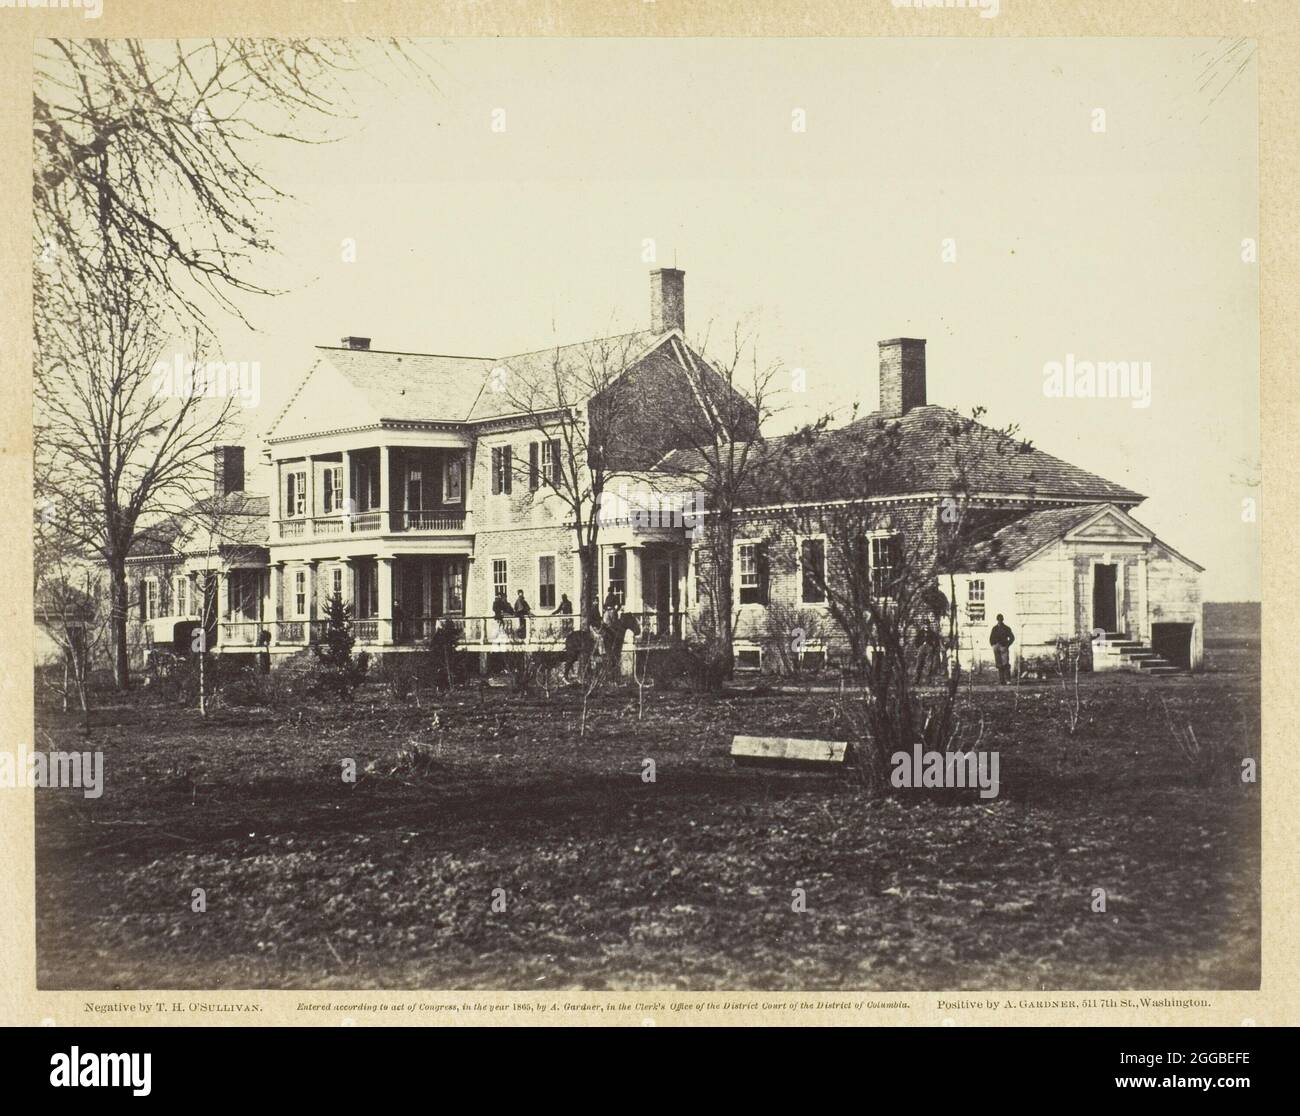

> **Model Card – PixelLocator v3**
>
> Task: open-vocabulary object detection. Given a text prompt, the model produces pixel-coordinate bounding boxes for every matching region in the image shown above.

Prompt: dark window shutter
[503,447,513,494]
[491,448,501,495]
[529,442,539,490]
[138,581,147,620]
[549,438,562,484]
[757,543,770,606]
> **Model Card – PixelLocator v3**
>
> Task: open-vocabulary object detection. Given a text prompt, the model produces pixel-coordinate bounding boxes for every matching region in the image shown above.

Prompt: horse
[560,613,641,682]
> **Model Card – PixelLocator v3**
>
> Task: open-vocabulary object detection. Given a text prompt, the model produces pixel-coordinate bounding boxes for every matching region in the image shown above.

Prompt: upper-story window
[869,534,902,598]
[531,438,562,490]
[967,578,986,623]
[286,469,307,517]
[443,457,463,503]
[174,576,189,618]
[491,446,513,495]
[322,466,343,513]
[799,537,827,605]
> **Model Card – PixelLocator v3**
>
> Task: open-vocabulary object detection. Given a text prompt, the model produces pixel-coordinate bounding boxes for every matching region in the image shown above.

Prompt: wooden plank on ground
[730,734,848,768]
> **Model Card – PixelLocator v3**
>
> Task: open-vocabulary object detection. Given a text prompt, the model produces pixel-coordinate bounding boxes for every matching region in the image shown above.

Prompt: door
[652,562,671,636]
[1151,623,1193,669]
[1092,563,1118,633]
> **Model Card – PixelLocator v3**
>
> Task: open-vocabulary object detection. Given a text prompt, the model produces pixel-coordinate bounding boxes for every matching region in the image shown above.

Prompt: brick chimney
[878,338,927,416]
[213,445,245,497]
[341,336,371,350]
[650,268,685,334]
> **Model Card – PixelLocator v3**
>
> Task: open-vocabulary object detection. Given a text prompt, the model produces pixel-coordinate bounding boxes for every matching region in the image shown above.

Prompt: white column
[274,461,284,540]
[379,446,392,531]
[337,557,355,618]
[305,455,316,528]
[625,545,643,614]
[377,556,394,644]
[340,449,353,523]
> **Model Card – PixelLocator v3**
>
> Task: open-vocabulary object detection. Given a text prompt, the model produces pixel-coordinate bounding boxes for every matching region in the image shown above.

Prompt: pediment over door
[1064,506,1153,545]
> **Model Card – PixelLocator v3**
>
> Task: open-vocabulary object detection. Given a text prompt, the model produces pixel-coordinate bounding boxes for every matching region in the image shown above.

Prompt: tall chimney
[213,445,245,497]
[878,338,927,416]
[650,268,685,334]
[341,336,371,350]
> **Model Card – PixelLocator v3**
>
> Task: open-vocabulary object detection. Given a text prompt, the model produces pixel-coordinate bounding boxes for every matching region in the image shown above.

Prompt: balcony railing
[219,620,269,646]
[400,509,465,531]
[276,508,469,541]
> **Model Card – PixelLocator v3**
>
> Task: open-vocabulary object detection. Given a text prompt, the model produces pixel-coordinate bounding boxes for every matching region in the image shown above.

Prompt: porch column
[305,455,316,529]
[214,571,227,650]
[377,555,394,645]
[269,562,283,645]
[307,560,320,639]
[625,544,643,615]
[379,446,392,532]
[274,460,283,540]
[341,449,353,523]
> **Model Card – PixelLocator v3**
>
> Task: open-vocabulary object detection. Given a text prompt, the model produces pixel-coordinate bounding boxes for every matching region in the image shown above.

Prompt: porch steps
[1095,632,1182,675]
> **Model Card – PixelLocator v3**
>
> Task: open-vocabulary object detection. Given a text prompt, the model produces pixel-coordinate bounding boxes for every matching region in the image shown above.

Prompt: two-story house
[123,267,1203,676]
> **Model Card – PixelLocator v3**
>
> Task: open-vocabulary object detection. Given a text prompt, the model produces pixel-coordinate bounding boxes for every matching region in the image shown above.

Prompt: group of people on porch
[490,587,577,641]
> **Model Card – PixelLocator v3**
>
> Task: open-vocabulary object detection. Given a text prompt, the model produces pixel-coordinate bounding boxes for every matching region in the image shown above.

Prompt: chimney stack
[341,336,371,351]
[878,338,927,416]
[213,445,245,497]
[650,268,685,334]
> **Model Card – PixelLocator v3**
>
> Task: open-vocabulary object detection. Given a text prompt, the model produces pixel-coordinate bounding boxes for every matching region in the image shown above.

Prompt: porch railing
[400,509,466,532]
[219,621,269,646]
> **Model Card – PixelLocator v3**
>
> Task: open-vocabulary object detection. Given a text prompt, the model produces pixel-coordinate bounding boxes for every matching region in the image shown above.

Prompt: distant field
[1205,601,1261,644]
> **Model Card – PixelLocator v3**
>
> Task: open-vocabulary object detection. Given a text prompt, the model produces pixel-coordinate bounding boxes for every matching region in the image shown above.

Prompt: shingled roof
[126,493,270,559]
[958,505,1103,571]
[656,404,1144,508]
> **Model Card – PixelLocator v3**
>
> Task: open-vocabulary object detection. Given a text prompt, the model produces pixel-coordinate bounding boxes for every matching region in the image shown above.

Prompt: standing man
[989,613,1016,685]
[514,589,531,640]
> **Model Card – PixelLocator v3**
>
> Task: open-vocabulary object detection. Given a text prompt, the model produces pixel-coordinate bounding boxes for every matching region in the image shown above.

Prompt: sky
[212,37,1259,601]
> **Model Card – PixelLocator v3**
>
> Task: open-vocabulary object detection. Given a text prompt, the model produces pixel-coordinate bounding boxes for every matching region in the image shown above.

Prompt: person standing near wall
[989,613,1016,684]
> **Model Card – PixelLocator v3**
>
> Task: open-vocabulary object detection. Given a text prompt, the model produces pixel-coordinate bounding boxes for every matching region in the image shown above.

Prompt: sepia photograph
[24,30,1261,1000]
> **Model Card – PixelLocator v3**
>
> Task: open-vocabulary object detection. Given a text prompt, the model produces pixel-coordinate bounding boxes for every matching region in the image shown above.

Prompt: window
[538,555,556,610]
[493,559,509,601]
[406,468,423,511]
[799,537,827,604]
[737,542,766,605]
[542,438,561,486]
[286,469,307,517]
[606,550,626,605]
[294,570,307,618]
[444,457,463,503]
[141,578,159,621]
[870,534,901,597]
[446,561,465,612]
[361,564,379,617]
[491,446,513,495]
[174,576,189,618]
[967,578,986,623]
[323,466,343,513]
[331,566,344,603]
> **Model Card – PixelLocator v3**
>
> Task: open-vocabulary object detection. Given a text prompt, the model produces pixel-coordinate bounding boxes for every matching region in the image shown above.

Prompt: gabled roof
[267,330,666,436]
[960,505,1103,571]
[655,405,1145,508]
[958,503,1203,573]
[127,493,270,560]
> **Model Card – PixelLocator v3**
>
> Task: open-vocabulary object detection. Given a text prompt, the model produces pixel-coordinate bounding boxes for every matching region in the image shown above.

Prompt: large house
[123,268,1204,674]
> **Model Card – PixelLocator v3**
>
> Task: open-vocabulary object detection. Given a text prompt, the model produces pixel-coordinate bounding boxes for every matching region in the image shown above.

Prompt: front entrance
[640,553,681,637]
[1092,563,1118,633]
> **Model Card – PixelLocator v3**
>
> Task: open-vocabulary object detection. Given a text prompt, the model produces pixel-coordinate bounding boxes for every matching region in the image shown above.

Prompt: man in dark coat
[514,589,531,640]
[989,614,1016,684]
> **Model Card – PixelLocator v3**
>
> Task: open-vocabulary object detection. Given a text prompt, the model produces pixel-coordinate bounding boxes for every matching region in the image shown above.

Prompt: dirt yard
[34,653,1259,991]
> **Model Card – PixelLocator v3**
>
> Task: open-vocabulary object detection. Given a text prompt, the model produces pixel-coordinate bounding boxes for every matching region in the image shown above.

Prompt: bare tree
[35,267,237,689]
[771,409,1033,786]
[35,38,431,329]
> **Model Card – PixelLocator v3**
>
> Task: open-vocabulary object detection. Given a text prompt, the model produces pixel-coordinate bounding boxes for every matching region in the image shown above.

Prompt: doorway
[1092,563,1118,633]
